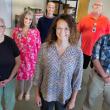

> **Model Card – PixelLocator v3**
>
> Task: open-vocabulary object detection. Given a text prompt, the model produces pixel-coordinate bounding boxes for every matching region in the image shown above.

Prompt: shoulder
[12,27,21,34]
[5,35,14,42]
[38,43,48,56]
[30,28,40,36]
[100,15,109,21]
[4,35,17,47]
[78,15,90,22]
[38,16,46,21]
[76,47,83,56]
[41,42,48,49]
[30,28,39,33]
[100,15,108,19]
[70,45,83,56]
[97,34,110,43]
[13,27,21,31]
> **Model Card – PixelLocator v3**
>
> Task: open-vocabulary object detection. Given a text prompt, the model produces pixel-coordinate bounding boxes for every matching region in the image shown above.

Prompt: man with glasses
[0,18,20,110]
[75,0,110,110]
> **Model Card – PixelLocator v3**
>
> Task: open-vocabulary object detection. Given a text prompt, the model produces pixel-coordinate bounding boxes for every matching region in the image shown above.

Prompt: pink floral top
[12,27,41,80]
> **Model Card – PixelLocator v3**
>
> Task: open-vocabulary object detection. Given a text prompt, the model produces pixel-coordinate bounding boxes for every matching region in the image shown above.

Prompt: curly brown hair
[18,10,36,29]
[46,14,80,45]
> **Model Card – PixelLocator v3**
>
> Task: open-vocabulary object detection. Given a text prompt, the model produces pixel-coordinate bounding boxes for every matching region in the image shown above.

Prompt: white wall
[88,0,110,19]
[0,0,12,28]
[12,0,46,22]
[5,0,46,36]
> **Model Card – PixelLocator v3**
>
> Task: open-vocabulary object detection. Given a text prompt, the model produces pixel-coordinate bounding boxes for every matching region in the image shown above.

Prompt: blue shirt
[34,43,83,104]
[92,34,110,74]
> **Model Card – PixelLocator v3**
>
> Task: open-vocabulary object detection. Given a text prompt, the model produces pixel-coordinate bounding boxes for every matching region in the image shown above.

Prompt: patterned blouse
[34,43,83,104]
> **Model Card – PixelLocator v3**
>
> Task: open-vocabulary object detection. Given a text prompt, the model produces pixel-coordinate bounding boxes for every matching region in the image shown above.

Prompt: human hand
[66,100,75,110]
[104,76,110,85]
[1,78,11,85]
[0,81,5,87]
[35,94,42,107]
[103,76,110,84]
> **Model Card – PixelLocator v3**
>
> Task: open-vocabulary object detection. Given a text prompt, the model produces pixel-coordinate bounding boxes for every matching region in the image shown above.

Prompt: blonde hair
[18,10,36,28]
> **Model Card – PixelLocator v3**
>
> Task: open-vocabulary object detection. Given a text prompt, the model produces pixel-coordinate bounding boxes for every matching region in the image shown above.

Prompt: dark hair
[46,14,79,45]
[18,10,36,28]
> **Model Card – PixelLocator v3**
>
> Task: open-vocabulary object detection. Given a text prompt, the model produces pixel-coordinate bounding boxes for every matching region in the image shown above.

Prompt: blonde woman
[12,10,41,101]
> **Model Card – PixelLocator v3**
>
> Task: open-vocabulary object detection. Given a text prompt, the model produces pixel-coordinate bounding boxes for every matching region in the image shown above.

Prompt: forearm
[70,90,78,103]
[9,56,20,80]
[93,59,109,78]
[35,86,40,96]
[66,90,78,109]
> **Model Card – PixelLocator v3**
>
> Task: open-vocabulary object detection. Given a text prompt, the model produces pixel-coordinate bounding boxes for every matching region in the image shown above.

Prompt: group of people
[77,0,110,110]
[0,0,110,110]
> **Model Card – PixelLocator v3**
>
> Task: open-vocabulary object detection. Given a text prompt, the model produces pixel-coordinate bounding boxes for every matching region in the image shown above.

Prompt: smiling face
[24,14,33,28]
[56,19,70,42]
[47,2,55,16]
[0,18,5,36]
[92,0,103,15]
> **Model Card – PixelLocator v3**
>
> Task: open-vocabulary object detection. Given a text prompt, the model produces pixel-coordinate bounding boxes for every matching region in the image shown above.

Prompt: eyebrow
[94,3,103,6]
[0,25,5,27]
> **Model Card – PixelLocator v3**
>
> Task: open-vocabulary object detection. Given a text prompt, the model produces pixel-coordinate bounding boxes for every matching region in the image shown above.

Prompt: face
[24,14,33,28]
[56,19,70,42]
[92,1,103,15]
[47,2,55,15]
[0,20,5,36]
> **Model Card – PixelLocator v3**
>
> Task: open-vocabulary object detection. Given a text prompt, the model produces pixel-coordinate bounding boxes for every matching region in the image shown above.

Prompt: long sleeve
[72,49,83,91]
[34,44,44,87]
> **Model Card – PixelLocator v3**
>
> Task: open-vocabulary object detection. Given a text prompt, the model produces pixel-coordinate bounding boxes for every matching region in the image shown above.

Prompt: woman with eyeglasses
[0,18,20,110]
[34,14,83,110]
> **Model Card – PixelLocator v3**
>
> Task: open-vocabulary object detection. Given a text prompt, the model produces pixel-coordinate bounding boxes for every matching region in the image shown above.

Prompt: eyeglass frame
[0,25,6,29]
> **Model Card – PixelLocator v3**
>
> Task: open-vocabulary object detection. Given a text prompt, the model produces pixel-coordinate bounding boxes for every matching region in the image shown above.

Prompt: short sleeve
[92,37,103,60]
[11,39,20,57]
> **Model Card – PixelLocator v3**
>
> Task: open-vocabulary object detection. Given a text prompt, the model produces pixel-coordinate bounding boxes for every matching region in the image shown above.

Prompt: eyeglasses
[56,27,70,31]
[0,25,5,29]
[94,3,103,7]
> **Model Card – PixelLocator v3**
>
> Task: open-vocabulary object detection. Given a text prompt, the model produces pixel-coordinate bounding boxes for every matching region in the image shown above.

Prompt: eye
[29,18,32,21]
[24,17,28,20]
[65,27,69,31]
[0,25,5,28]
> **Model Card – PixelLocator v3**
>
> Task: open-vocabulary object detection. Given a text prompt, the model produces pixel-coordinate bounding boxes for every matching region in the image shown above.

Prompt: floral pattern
[12,27,41,80]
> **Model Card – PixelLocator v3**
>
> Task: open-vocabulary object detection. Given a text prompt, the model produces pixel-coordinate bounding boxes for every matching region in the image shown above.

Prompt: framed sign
[66,0,78,19]
[66,0,77,7]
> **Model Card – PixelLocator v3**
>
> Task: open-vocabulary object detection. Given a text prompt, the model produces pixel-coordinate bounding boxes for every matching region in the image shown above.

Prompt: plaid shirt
[92,34,110,74]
